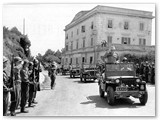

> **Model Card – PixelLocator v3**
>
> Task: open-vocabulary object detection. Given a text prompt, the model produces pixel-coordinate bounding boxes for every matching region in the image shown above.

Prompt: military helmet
[122,57,127,62]
[14,56,22,63]
[3,56,8,63]
[110,46,116,51]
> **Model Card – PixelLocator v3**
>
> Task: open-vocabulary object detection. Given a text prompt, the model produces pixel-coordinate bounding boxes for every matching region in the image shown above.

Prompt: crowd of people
[3,56,42,116]
[135,61,155,84]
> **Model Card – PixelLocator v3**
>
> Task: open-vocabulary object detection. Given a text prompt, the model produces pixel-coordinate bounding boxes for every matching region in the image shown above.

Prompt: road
[17,71,155,116]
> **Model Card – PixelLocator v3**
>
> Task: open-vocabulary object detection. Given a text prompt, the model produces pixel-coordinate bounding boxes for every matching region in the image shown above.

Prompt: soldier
[101,46,119,63]
[48,63,57,89]
[28,62,35,107]
[150,62,155,84]
[20,59,29,113]
[144,61,150,83]
[10,56,23,116]
[136,63,140,76]
[3,56,12,116]
[32,59,42,104]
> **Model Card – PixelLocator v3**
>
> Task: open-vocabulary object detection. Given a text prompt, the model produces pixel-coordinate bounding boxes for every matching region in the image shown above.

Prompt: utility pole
[23,18,25,35]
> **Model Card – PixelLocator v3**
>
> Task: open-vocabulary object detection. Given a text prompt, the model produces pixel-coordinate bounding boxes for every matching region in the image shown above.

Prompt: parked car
[98,62,148,105]
[70,67,81,78]
[80,67,98,82]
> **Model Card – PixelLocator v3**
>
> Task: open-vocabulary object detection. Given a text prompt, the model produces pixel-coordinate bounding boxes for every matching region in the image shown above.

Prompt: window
[107,36,112,44]
[90,57,93,64]
[139,38,146,45]
[140,23,144,31]
[66,34,68,39]
[76,58,78,64]
[81,25,85,32]
[76,40,79,49]
[124,21,129,30]
[91,22,94,29]
[70,58,72,64]
[121,37,131,44]
[82,57,85,63]
[71,41,73,50]
[71,31,73,37]
[66,44,69,51]
[108,20,113,28]
[77,29,79,35]
[91,38,93,46]
[83,38,85,48]
[66,58,68,63]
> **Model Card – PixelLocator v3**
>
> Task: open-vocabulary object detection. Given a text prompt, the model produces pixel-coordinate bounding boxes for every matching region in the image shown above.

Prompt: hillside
[3,26,31,74]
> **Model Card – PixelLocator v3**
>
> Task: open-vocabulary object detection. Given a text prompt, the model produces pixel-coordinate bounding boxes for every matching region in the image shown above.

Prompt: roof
[65,5,154,31]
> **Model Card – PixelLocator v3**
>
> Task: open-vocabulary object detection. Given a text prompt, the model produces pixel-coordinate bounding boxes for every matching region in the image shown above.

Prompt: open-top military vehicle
[70,66,81,78]
[80,64,98,82]
[98,62,148,105]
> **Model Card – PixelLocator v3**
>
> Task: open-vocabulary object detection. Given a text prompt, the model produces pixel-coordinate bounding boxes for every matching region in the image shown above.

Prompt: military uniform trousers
[10,82,21,112]
[3,92,9,116]
[20,82,29,109]
[50,75,56,88]
[28,83,36,104]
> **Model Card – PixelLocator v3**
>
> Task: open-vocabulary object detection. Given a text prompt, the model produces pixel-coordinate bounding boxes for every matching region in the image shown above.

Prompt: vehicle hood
[107,76,138,79]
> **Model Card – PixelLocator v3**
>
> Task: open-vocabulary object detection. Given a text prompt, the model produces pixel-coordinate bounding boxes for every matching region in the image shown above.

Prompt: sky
[3,3,155,56]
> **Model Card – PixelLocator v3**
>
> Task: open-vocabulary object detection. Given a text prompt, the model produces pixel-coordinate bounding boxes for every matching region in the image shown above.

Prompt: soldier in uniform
[28,62,35,107]
[32,59,42,104]
[20,59,29,113]
[144,61,150,83]
[3,56,12,116]
[101,46,119,63]
[101,46,119,78]
[48,63,57,89]
[10,56,22,116]
[150,62,155,84]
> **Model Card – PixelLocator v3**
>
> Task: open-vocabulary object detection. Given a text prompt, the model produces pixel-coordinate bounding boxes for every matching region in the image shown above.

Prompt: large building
[62,5,154,68]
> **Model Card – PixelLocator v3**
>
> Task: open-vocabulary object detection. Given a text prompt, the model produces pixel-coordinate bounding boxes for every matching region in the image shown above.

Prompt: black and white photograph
[2,1,157,118]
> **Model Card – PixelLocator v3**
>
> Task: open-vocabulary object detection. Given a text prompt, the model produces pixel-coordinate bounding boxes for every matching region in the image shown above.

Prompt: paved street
[17,71,155,116]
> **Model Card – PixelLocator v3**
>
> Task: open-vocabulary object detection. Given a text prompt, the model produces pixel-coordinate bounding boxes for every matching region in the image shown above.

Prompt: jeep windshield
[105,63,135,76]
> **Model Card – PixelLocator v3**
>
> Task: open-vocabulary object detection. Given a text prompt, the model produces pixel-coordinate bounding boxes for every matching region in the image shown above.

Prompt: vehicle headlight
[115,79,120,83]
[140,85,145,90]
[136,79,140,83]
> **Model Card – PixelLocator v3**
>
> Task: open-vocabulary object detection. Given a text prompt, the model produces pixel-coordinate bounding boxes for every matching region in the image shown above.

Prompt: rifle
[9,55,15,90]
[10,55,16,101]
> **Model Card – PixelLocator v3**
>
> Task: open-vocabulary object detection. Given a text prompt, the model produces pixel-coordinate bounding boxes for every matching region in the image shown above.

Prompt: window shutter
[128,38,130,44]
[122,37,124,44]
[143,39,146,45]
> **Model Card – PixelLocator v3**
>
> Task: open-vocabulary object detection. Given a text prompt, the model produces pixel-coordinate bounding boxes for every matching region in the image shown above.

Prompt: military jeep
[80,67,98,82]
[98,63,148,105]
[70,67,81,78]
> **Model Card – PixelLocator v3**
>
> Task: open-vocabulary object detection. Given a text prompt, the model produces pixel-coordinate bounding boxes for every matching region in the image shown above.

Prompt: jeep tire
[139,91,148,105]
[99,85,104,98]
[107,86,115,105]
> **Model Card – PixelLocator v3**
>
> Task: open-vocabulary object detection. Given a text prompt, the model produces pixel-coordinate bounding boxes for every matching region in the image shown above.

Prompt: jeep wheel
[99,85,104,98]
[80,74,83,82]
[139,91,148,105]
[107,86,115,105]
[73,74,75,78]
[70,74,72,78]
[84,75,87,83]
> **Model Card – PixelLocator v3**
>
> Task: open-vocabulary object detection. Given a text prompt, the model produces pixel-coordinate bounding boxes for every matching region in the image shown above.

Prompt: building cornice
[64,5,154,31]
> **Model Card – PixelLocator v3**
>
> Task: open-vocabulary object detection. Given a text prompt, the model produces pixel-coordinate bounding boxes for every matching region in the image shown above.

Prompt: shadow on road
[80,95,143,109]
[73,80,97,84]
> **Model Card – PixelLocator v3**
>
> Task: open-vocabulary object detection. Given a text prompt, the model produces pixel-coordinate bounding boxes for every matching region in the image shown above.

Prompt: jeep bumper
[115,91,146,99]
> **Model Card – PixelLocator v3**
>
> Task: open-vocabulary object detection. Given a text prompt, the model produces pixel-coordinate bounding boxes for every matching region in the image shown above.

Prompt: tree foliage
[3,26,31,61]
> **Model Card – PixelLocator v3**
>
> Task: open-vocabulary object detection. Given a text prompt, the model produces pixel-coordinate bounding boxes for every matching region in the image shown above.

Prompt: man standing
[101,46,119,63]
[20,59,29,113]
[10,56,22,116]
[3,56,12,116]
[32,59,41,104]
[48,63,57,89]
[28,61,35,107]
